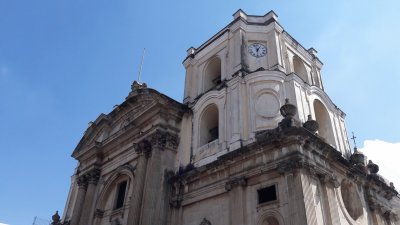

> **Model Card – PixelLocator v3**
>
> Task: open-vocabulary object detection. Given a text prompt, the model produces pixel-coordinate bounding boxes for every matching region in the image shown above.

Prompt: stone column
[78,168,100,225]
[70,176,87,225]
[127,140,151,225]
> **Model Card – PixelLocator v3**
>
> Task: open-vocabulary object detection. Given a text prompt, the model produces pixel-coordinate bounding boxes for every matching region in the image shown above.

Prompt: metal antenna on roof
[137,48,146,83]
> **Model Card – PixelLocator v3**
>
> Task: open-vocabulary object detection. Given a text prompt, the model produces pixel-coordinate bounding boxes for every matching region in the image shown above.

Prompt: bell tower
[180,10,350,167]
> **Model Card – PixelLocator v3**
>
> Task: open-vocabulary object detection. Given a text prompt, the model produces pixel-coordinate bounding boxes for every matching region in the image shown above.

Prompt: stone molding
[225,176,247,191]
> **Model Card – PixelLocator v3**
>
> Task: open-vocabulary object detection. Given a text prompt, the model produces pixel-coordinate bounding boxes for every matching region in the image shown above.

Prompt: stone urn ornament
[280,98,297,118]
[350,148,366,167]
[303,115,319,133]
[367,160,379,174]
[278,98,298,129]
[51,211,62,225]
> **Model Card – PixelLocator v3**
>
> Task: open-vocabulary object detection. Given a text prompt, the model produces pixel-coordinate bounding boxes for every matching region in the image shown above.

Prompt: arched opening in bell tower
[203,57,221,92]
[293,55,309,83]
[199,104,219,146]
[313,99,335,147]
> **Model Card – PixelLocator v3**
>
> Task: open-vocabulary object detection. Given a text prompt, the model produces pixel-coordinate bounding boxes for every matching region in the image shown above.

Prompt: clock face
[248,43,267,58]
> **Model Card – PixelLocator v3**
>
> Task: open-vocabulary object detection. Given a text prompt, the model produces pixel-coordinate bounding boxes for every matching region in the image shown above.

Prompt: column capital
[134,130,180,157]
[76,176,88,189]
[134,139,152,158]
[148,130,179,150]
[85,168,101,185]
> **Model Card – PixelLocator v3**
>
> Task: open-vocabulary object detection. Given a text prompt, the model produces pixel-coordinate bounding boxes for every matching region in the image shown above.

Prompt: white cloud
[359,140,400,190]
[0,223,10,225]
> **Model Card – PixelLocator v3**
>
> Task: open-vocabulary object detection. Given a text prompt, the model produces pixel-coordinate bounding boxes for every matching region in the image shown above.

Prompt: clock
[248,43,267,58]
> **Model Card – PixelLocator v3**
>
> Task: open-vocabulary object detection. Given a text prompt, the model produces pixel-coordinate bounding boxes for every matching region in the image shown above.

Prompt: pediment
[72,88,182,158]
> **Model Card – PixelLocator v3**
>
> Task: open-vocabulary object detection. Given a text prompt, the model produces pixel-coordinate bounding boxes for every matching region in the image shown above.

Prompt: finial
[303,114,319,133]
[280,98,297,118]
[367,160,379,174]
[52,211,60,224]
[351,132,358,151]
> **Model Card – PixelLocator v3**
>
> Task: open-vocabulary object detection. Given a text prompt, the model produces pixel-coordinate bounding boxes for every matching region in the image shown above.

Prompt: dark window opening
[258,185,277,204]
[115,181,127,209]
[212,77,221,85]
[208,126,218,143]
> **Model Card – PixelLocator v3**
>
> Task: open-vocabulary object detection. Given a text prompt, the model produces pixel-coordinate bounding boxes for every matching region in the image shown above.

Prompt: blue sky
[1,1,399,225]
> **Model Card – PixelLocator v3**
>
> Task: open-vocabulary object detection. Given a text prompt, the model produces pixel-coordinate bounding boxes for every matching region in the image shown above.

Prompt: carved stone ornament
[148,130,179,150]
[199,218,212,225]
[85,168,101,184]
[280,98,297,119]
[367,160,379,174]
[350,148,366,167]
[51,211,62,225]
[278,99,298,129]
[303,115,319,133]
[225,176,247,191]
[131,80,147,91]
[76,176,88,188]
[134,139,152,157]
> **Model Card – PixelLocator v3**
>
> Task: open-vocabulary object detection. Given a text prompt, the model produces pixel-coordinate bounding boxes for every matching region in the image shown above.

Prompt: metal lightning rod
[137,48,146,83]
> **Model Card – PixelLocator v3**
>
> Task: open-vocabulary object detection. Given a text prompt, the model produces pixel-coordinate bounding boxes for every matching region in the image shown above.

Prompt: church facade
[56,10,399,225]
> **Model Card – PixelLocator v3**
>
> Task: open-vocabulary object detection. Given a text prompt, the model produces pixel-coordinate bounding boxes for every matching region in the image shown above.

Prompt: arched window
[199,104,219,146]
[203,57,221,92]
[293,56,308,83]
[313,100,335,146]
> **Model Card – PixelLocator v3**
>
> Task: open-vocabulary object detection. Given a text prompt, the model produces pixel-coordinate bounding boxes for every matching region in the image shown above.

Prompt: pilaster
[70,176,88,225]
[226,177,247,225]
[127,140,151,225]
[78,168,101,225]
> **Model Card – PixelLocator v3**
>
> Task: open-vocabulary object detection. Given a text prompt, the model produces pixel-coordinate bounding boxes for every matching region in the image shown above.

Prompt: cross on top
[351,132,357,149]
